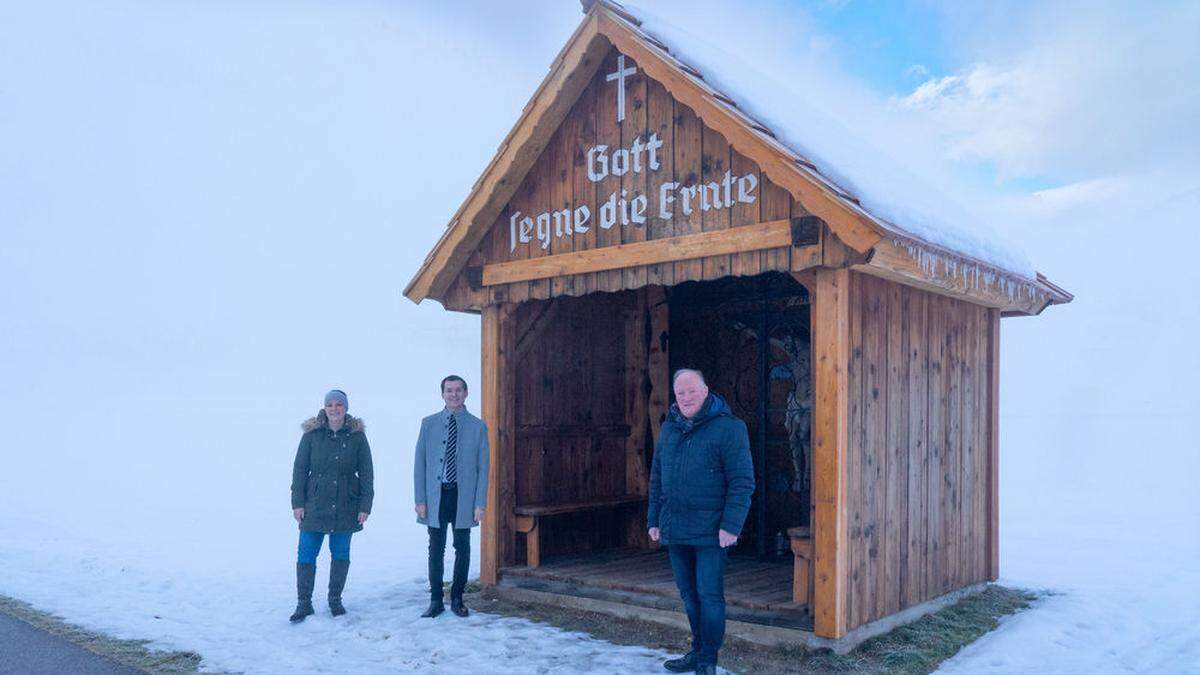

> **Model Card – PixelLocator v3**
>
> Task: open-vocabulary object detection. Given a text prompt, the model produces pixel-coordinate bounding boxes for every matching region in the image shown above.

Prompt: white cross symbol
[606,54,637,123]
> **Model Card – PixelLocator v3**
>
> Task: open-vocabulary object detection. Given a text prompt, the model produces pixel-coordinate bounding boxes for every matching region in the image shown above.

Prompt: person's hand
[357,512,369,525]
[415,503,427,519]
[648,527,660,542]
[474,507,485,523]
[718,529,738,548]
[293,508,304,523]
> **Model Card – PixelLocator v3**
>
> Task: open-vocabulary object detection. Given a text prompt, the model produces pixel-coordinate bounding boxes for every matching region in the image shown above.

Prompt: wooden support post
[986,308,1000,581]
[811,268,851,638]
[481,303,516,585]
[514,515,540,569]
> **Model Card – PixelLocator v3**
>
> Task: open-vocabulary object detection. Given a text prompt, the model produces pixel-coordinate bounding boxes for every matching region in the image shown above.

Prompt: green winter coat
[291,410,375,533]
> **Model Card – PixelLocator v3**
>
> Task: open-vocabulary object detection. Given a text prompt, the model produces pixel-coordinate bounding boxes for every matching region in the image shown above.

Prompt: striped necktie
[444,414,458,483]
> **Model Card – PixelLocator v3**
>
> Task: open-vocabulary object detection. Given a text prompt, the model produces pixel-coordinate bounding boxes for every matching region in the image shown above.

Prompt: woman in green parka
[288,389,374,622]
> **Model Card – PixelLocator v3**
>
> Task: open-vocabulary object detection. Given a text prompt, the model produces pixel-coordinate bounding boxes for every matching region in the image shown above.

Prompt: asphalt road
[0,609,144,675]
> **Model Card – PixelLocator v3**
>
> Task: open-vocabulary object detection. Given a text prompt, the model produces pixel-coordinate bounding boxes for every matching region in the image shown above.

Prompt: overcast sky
[1,1,1196,532]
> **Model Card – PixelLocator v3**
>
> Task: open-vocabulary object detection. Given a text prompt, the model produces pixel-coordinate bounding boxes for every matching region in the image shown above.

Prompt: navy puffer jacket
[648,393,755,546]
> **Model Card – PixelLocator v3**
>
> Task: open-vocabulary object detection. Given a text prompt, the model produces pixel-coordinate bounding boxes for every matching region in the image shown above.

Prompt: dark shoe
[290,562,316,622]
[328,559,350,616]
[421,599,445,618]
[694,665,716,675]
[450,597,469,617]
[663,651,698,672]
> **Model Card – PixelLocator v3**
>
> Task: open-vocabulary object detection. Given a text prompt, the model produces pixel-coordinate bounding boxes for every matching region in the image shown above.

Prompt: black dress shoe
[450,598,469,617]
[663,652,697,672]
[420,600,445,618]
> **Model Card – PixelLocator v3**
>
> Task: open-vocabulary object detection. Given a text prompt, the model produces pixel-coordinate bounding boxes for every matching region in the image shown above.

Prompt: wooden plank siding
[454,46,804,309]
[501,290,658,561]
[838,271,994,631]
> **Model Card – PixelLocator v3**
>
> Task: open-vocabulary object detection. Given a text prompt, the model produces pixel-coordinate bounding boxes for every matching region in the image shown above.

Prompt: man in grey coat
[414,375,490,618]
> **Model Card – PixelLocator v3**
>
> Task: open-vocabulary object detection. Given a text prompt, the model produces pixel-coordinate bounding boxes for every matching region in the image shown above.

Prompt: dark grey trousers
[427,483,469,602]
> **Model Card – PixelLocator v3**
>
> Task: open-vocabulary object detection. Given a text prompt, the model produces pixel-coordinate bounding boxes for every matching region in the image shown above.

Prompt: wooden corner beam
[811,267,851,638]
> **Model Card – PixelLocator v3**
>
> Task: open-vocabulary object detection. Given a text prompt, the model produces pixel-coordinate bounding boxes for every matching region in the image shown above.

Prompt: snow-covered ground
[941,508,1200,674]
[0,491,676,674]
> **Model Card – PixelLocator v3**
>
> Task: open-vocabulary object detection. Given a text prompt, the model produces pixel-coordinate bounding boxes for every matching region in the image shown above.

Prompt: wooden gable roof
[404,0,1072,316]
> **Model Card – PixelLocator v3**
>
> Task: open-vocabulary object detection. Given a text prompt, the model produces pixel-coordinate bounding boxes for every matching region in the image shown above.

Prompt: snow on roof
[622,3,1037,278]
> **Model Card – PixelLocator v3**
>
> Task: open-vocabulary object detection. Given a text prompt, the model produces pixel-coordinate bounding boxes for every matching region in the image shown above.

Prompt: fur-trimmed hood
[301,409,365,434]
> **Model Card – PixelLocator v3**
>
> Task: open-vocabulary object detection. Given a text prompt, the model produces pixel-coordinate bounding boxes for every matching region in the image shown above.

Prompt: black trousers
[428,483,470,603]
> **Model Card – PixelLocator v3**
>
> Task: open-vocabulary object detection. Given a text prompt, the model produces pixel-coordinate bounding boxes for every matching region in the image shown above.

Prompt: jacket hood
[668,392,731,429]
[301,409,365,433]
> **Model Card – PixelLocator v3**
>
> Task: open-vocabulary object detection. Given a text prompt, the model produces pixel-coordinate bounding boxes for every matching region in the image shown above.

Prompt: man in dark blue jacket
[648,368,755,674]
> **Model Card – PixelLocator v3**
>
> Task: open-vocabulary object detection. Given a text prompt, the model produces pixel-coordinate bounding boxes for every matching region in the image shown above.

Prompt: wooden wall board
[622,57,650,291]
[549,108,577,298]
[861,274,888,623]
[644,79,675,287]
[625,288,650,499]
[700,127,732,280]
[960,305,978,585]
[903,286,928,607]
[730,149,761,277]
[673,101,704,281]
[925,293,945,598]
[761,175,791,273]
[974,307,989,583]
[595,49,624,292]
[943,297,961,592]
[884,280,908,617]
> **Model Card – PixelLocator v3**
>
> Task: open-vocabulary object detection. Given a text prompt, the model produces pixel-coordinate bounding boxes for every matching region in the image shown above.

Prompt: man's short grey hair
[672,368,707,386]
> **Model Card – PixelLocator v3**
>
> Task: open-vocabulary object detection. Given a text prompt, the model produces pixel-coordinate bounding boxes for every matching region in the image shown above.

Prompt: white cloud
[904,63,930,81]
[893,1,1200,184]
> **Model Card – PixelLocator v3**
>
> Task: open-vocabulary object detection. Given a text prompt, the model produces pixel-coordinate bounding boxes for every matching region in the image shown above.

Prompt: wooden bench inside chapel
[514,495,647,568]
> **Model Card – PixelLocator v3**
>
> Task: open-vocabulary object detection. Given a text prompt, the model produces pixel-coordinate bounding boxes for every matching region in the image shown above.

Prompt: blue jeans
[668,544,728,666]
[297,531,352,564]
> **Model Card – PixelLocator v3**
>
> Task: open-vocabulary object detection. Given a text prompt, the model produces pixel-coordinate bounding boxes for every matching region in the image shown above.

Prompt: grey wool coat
[414,408,490,529]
